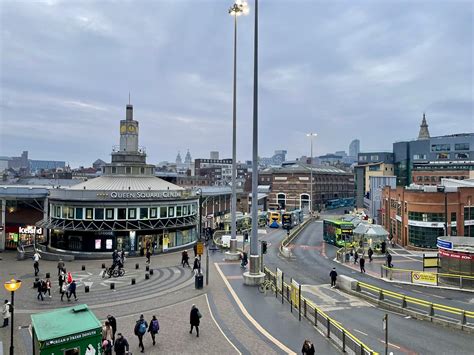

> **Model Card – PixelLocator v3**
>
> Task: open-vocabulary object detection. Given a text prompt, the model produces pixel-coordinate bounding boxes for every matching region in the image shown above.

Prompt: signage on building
[411,271,437,286]
[437,238,453,250]
[98,191,182,199]
[395,215,402,222]
[408,220,445,228]
[19,226,42,235]
[439,249,472,261]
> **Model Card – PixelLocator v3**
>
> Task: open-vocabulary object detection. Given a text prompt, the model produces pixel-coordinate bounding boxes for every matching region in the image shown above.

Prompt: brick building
[382,179,474,249]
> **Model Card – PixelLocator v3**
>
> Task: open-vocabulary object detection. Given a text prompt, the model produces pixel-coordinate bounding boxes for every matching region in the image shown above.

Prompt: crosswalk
[302,284,370,312]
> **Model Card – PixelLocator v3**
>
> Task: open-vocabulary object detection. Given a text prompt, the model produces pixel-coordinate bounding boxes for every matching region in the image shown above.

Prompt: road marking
[427,293,445,299]
[226,275,243,280]
[205,293,242,355]
[412,289,423,294]
[353,329,368,336]
[378,339,401,349]
[214,263,296,355]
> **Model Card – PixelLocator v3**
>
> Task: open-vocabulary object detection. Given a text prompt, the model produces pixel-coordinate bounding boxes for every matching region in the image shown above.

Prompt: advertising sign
[163,236,169,251]
[439,249,472,260]
[94,239,101,250]
[276,268,283,292]
[437,238,453,250]
[411,271,437,286]
[291,279,300,309]
[196,241,204,255]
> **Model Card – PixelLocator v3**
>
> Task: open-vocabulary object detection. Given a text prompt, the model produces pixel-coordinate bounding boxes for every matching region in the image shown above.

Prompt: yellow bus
[268,211,281,228]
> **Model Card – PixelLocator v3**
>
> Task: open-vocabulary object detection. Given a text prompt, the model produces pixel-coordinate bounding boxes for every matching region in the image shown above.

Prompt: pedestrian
[60,282,67,302]
[354,250,359,264]
[102,320,113,343]
[2,300,11,328]
[148,315,160,346]
[107,314,117,343]
[386,252,393,268]
[120,250,125,265]
[189,304,201,337]
[102,339,112,355]
[193,243,198,257]
[67,280,77,301]
[330,267,338,288]
[368,247,373,262]
[301,339,315,355]
[182,250,190,268]
[349,249,354,263]
[112,249,118,262]
[381,241,386,254]
[113,333,130,355]
[37,279,45,301]
[34,260,40,277]
[152,241,157,255]
[360,255,366,273]
[145,248,151,264]
[67,271,73,284]
[45,278,52,298]
[193,257,201,275]
[57,258,65,276]
[240,251,248,268]
[58,270,66,288]
[134,314,148,353]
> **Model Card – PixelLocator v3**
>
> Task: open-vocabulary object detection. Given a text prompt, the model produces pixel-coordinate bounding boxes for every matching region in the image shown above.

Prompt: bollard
[461,311,467,325]
[110,283,115,290]
[34,277,40,289]
[428,304,434,317]
[102,263,106,269]
[145,273,150,280]
[150,269,154,275]
[401,296,407,308]
[135,263,139,269]
[146,265,150,272]
[326,318,330,338]
[131,278,136,285]
[46,272,50,279]
[85,286,90,293]
[304,299,307,318]
[342,330,346,352]
[314,307,318,326]
[82,265,86,271]
[378,290,384,300]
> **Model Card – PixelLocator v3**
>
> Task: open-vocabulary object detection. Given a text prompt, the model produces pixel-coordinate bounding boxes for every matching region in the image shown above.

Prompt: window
[65,207,74,219]
[126,167,132,174]
[168,206,175,217]
[75,207,83,220]
[450,212,456,222]
[140,167,145,174]
[150,207,157,218]
[464,207,474,221]
[106,208,114,220]
[277,193,286,209]
[455,153,469,159]
[413,154,427,160]
[408,211,445,222]
[370,155,379,161]
[85,208,93,220]
[408,225,444,248]
[117,208,127,220]
[437,153,449,159]
[431,144,451,152]
[95,208,104,220]
[128,208,136,219]
[112,167,117,174]
[369,165,380,171]
[160,206,168,218]
[176,206,182,217]
[359,156,367,161]
[183,205,188,215]
[140,207,148,219]
[455,143,469,151]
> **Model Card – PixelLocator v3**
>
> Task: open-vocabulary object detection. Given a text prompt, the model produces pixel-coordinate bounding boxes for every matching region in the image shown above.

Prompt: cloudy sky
[1,0,472,167]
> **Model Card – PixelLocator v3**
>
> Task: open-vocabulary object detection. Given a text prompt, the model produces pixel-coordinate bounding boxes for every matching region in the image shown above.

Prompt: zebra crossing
[301,284,371,312]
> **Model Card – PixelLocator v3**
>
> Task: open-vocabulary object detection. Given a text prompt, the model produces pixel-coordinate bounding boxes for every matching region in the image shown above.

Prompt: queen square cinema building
[38,104,199,255]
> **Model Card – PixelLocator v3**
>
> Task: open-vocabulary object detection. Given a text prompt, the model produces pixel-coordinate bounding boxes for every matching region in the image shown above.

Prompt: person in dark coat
[107,314,117,343]
[189,304,201,337]
[330,268,338,288]
[57,259,65,276]
[145,249,151,264]
[182,250,190,268]
[353,250,359,264]
[367,247,374,262]
[193,257,201,275]
[381,241,386,254]
[302,339,315,354]
[113,333,129,355]
[134,314,148,353]
[360,255,366,273]
[386,252,393,268]
[148,315,160,346]
[37,279,45,301]
[67,280,77,301]
[193,243,198,257]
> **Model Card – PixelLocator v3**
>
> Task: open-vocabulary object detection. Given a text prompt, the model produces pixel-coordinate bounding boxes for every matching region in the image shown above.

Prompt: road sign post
[383,313,388,355]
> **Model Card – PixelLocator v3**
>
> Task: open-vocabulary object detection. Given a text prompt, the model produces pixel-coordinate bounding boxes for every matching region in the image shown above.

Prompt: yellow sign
[411,271,437,286]
[196,242,204,255]
[163,236,169,251]
[291,280,300,309]
[423,257,439,268]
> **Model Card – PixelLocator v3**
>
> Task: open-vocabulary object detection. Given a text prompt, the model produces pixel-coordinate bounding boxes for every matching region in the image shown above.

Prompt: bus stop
[31,304,102,355]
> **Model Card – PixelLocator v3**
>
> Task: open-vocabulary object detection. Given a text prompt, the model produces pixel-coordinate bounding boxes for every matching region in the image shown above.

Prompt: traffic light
[262,240,267,254]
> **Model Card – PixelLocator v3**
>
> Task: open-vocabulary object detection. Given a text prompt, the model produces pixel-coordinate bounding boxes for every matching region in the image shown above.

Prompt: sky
[1,0,473,168]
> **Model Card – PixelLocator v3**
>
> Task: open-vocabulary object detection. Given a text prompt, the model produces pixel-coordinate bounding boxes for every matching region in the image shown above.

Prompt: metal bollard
[135,263,139,269]
[150,269,154,275]
[102,263,106,269]
[428,304,434,316]
[326,318,330,338]
[145,273,150,280]
[315,307,318,326]
[82,265,86,271]
[342,330,346,352]
[131,278,136,285]
[304,299,307,318]
[110,283,115,290]
[85,286,90,293]
[461,311,467,325]
[378,290,384,300]
[401,296,407,308]
[146,265,150,272]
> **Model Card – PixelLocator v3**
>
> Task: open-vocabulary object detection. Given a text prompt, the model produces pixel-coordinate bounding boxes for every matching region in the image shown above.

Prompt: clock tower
[119,104,139,152]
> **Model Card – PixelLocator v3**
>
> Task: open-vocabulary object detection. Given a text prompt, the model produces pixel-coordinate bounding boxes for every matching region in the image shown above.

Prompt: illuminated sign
[19,226,42,235]
[107,191,182,199]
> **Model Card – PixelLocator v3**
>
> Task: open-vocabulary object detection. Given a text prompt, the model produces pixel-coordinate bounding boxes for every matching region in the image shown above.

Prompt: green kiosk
[31,304,103,355]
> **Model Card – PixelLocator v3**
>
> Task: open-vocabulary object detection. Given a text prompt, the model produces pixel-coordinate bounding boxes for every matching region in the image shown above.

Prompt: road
[262,220,474,354]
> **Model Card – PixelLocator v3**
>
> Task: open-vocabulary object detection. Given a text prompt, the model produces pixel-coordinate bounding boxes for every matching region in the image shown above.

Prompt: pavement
[261,219,474,354]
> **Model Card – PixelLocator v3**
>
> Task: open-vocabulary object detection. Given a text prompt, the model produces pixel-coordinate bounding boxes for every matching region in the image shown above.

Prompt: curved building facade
[38,104,198,254]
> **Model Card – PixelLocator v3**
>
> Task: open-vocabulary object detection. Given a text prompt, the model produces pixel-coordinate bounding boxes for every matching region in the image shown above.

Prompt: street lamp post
[437,185,449,236]
[4,279,21,355]
[227,0,249,260]
[306,133,317,213]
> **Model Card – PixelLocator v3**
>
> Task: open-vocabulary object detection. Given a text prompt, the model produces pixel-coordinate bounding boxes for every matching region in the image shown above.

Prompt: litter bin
[195,273,203,289]
[345,253,350,262]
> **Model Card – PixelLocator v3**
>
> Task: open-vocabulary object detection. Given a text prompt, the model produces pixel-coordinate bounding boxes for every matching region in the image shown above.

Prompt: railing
[356,281,474,329]
[279,216,314,257]
[263,267,378,355]
[380,265,474,291]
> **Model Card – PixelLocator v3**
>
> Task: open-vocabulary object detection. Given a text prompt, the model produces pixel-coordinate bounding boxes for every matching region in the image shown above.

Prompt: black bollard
[110,283,115,290]
[102,263,106,269]
[46,272,50,279]
[146,265,150,272]
[145,273,150,280]
[135,263,139,269]
[131,278,136,285]
[82,265,86,271]
[149,269,154,275]
[85,286,90,293]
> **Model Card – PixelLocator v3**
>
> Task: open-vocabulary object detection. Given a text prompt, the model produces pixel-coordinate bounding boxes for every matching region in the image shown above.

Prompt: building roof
[354,223,389,237]
[68,176,184,191]
[264,162,348,174]
[31,304,101,342]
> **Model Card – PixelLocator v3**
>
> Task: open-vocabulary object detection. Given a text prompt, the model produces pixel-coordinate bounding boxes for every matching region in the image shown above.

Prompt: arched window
[300,194,310,211]
[277,193,286,210]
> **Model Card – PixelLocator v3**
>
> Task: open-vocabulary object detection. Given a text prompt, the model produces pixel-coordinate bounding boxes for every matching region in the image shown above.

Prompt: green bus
[323,219,354,247]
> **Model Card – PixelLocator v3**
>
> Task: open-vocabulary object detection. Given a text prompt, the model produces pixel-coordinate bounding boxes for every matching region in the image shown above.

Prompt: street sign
[196,241,204,255]
[411,271,437,285]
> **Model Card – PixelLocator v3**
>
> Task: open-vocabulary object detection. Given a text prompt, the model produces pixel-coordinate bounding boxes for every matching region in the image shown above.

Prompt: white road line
[428,294,446,299]
[205,293,241,355]
[412,289,423,294]
[379,339,401,349]
[353,329,368,336]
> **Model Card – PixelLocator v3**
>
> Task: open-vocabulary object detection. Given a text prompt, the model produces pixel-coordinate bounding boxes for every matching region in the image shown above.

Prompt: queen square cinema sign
[104,191,182,199]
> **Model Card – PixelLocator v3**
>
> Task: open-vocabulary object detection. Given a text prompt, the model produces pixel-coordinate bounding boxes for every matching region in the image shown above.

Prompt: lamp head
[4,279,21,292]
[229,0,249,16]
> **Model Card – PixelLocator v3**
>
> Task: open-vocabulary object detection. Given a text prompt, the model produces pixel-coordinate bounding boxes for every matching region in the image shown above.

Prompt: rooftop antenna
[128,92,131,105]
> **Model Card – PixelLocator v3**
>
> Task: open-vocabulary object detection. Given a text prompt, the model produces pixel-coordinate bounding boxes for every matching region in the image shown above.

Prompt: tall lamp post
[306,133,317,213]
[437,185,449,236]
[4,279,21,355]
[227,0,249,260]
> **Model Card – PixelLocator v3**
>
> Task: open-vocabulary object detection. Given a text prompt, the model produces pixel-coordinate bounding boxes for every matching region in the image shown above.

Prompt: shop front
[5,225,46,250]
[437,236,474,287]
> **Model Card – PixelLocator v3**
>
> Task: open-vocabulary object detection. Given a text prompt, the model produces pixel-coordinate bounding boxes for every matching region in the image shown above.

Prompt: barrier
[279,217,315,258]
[263,267,377,355]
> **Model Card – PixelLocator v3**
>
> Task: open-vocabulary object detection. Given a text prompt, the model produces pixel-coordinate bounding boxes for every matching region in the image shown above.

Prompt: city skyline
[1,0,472,168]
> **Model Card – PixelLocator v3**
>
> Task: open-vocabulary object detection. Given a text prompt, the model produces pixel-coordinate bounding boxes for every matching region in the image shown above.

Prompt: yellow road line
[214,263,297,355]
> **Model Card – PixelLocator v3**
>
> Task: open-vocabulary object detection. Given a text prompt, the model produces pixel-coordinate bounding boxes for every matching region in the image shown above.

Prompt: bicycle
[258,279,276,295]
[101,267,125,278]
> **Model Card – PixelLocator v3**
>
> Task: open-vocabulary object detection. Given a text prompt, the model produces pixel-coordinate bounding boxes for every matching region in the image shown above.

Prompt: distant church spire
[176,151,182,165]
[417,112,430,140]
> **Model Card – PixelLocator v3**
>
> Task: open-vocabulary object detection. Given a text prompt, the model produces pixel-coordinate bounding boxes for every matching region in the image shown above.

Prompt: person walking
[182,250,190,268]
[193,243,198,257]
[45,278,52,298]
[37,279,45,301]
[145,248,151,265]
[193,257,201,275]
[102,339,113,355]
[189,304,201,337]
[367,247,374,263]
[148,315,160,346]
[360,255,366,273]
[107,314,117,343]
[113,333,129,355]
[2,300,11,328]
[67,280,77,301]
[57,258,65,276]
[240,251,248,268]
[381,240,386,254]
[301,339,315,355]
[58,270,66,287]
[60,281,67,302]
[329,268,338,288]
[134,314,148,353]
[33,258,40,277]
[353,250,359,264]
[386,252,393,268]
[120,250,125,265]
[102,321,113,344]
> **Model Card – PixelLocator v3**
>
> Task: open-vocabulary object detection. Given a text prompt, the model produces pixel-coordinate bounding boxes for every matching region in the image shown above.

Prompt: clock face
[128,124,136,133]
[120,124,127,134]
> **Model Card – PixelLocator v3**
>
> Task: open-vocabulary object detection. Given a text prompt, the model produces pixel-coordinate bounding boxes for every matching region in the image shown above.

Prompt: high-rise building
[210,151,219,160]
[349,139,360,158]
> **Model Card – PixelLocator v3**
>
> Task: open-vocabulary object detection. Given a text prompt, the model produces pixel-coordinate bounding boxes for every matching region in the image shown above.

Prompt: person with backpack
[189,304,201,337]
[134,314,148,353]
[67,280,77,301]
[301,339,315,355]
[113,333,129,355]
[148,315,160,346]
[2,300,11,328]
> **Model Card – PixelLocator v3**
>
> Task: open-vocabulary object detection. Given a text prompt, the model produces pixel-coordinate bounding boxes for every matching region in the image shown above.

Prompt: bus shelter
[353,223,389,253]
[31,304,102,355]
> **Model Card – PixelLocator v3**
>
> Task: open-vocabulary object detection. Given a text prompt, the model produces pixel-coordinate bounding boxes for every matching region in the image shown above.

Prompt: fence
[279,216,314,257]
[380,265,474,291]
[355,281,474,330]
[263,267,378,355]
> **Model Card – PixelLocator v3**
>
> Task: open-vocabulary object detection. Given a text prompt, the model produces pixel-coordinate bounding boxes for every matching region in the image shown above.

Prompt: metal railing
[355,281,474,329]
[380,265,474,291]
[279,216,314,257]
[263,267,378,355]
